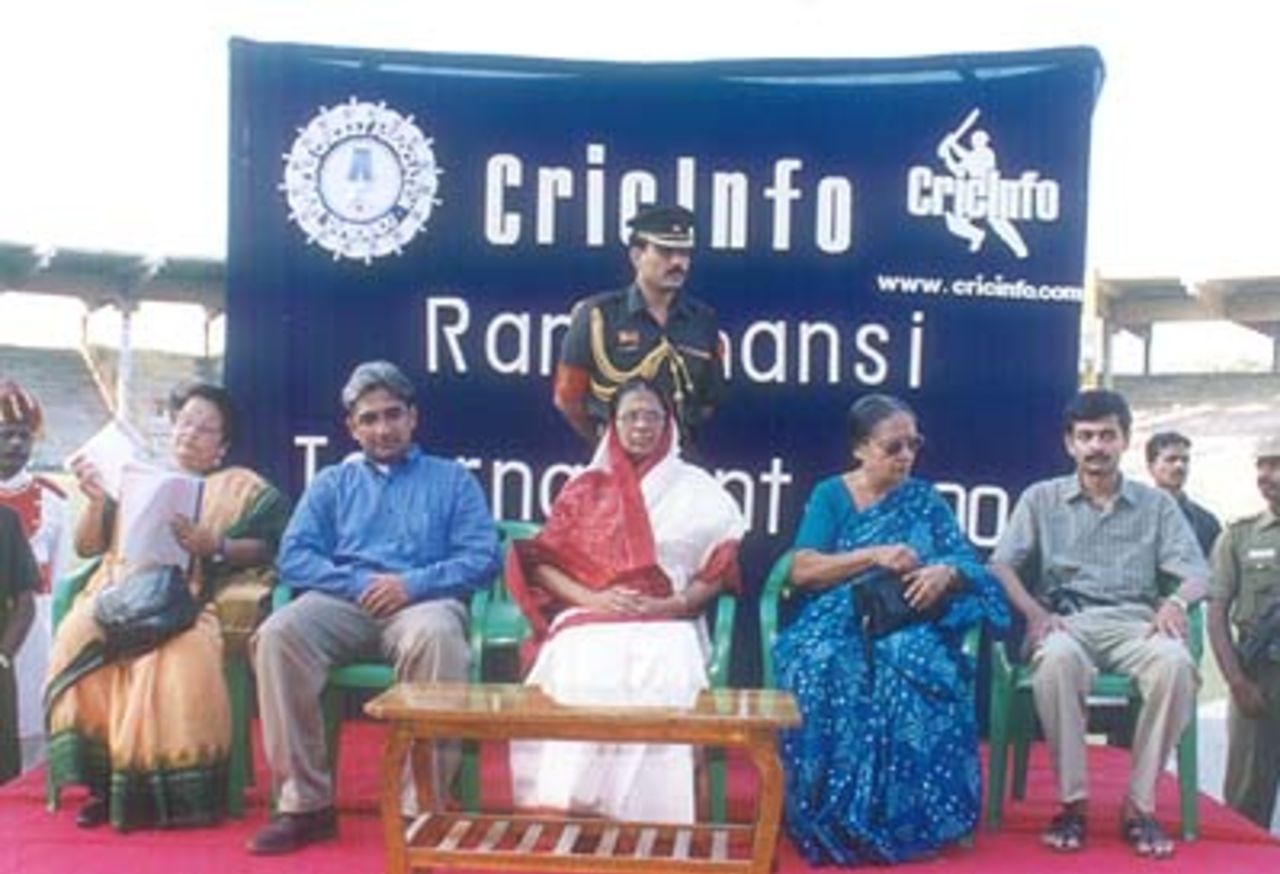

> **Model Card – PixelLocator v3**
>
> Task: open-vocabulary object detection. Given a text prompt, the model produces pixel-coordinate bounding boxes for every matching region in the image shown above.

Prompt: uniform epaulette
[682,295,716,316]
[1227,512,1265,532]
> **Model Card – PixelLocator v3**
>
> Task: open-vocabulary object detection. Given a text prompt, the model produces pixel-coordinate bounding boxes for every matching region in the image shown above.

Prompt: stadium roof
[1097,275,1280,329]
[0,242,224,313]
[4,239,1279,334]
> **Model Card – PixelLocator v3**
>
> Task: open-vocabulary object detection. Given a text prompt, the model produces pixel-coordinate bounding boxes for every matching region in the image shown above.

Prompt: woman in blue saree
[776,394,1010,865]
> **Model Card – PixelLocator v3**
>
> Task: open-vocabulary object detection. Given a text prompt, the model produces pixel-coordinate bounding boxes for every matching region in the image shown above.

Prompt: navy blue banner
[227,40,1102,592]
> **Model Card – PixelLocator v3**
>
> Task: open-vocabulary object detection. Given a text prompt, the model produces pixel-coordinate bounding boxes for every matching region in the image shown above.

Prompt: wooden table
[364,682,801,874]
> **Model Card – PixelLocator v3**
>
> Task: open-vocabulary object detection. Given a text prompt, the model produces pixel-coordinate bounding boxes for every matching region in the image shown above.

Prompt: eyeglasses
[875,434,925,456]
[172,417,223,439]
[617,409,666,426]
[353,405,409,428]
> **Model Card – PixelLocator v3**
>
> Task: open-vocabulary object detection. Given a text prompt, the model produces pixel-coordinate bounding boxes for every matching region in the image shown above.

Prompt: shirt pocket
[1242,550,1279,579]
[1240,552,1280,616]
[675,341,715,362]
[1044,555,1082,589]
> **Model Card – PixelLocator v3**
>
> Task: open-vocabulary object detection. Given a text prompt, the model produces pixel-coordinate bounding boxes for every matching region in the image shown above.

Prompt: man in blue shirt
[247,361,500,855]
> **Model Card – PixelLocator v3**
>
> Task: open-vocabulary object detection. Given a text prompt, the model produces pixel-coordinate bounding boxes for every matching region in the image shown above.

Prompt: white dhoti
[510,616,709,823]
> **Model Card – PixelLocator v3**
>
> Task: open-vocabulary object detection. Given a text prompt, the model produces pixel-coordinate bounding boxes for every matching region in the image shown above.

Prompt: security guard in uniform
[553,205,722,451]
[1208,433,1280,829]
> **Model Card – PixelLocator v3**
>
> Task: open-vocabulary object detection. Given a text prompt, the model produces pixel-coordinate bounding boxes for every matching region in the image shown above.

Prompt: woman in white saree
[507,379,745,823]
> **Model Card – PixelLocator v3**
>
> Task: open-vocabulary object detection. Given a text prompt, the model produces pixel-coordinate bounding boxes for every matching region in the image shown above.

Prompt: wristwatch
[211,536,228,564]
[0,653,11,672]
[1165,594,1189,613]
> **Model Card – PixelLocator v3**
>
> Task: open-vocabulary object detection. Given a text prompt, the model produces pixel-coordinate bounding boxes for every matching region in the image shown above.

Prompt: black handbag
[853,567,940,638]
[93,566,202,659]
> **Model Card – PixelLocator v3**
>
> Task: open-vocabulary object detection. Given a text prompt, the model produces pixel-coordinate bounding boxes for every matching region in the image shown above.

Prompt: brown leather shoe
[246,808,338,855]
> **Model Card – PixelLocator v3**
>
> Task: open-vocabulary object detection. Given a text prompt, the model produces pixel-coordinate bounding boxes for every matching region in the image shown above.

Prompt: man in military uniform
[554,205,723,450]
[1146,431,1221,557]
[1208,434,1280,830]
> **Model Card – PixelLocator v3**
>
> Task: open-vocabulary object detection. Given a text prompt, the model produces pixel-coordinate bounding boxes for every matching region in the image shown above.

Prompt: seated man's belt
[1045,587,1125,616]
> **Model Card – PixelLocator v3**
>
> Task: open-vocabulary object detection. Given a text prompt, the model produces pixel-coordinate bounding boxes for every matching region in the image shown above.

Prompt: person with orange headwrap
[0,379,69,780]
[0,505,39,782]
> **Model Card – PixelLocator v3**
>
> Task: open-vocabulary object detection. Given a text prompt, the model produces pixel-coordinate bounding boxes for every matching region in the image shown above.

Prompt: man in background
[1147,430,1221,557]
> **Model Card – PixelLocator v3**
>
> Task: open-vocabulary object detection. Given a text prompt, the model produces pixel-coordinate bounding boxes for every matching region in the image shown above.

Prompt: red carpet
[1,720,1274,873]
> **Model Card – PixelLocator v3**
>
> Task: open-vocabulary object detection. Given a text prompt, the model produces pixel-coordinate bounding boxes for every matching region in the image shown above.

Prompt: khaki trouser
[252,591,470,814]
[1029,603,1199,814]
[1224,658,1280,829]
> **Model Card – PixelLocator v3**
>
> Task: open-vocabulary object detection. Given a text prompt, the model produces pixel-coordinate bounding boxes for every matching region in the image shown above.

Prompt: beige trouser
[1224,658,1280,829]
[252,591,470,815]
[1029,603,1199,814]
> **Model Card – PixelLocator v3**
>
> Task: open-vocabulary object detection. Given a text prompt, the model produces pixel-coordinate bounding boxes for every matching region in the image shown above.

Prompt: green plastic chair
[461,519,541,805]
[467,520,541,681]
[758,551,795,688]
[47,557,257,818]
[269,519,540,812]
[701,589,737,823]
[985,600,1203,839]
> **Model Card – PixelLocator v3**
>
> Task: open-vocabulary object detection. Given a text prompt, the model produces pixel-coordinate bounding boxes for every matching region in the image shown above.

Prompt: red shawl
[506,425,674,657]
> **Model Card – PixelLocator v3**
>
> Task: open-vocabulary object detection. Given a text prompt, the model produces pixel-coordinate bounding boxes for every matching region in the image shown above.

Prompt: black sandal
[75,796,109,829]
[1041,807,1086,852]
[1122,813,1174,859]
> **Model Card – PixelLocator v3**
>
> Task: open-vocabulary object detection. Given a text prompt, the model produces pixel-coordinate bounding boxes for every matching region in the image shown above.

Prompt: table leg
[410,740,435,815]
[382,724,413,874]
[745,731,786,874]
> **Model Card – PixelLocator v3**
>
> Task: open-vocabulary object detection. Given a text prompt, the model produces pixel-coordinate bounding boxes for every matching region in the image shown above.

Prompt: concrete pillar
[116,300,137,423]
[1101,318,1115,388]
[202,305,214,360]
[1133,324,1153,376]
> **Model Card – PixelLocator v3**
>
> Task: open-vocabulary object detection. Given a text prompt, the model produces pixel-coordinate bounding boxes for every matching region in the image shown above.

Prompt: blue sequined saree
[776,476,1009,865]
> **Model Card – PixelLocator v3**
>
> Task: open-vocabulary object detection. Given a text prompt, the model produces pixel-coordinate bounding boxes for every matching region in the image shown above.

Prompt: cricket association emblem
[281,98,442,263]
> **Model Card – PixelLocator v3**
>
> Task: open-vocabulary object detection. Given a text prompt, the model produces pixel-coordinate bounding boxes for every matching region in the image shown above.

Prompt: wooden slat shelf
[402,811,757,873]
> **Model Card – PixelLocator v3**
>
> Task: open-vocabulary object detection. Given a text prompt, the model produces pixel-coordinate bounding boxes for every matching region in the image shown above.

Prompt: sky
[0,0,1276,362]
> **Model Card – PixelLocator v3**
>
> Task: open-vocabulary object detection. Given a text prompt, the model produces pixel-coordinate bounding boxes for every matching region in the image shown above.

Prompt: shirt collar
[0,468,33,493]
[1116,475,1140,506]
[361,444,421,475]
[1257,507,1280,530]
[1063,472,1135,506]
[626,283,688,320]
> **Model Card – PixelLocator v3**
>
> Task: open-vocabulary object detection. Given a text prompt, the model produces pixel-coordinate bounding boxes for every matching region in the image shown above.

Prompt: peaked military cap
[1255,433,1280,459]
[628,205,696,249]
